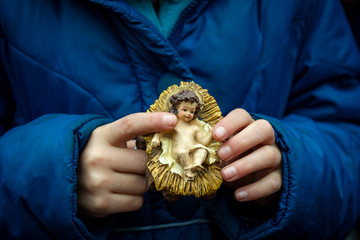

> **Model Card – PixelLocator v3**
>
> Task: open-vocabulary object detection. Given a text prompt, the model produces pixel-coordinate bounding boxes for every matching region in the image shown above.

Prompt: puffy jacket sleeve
[0,21,116,239]
[207,1,360,239]
[0,111,112,238]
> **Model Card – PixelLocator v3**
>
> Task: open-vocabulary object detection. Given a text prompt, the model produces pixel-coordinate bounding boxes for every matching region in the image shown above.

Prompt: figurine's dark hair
[169,90,202,119]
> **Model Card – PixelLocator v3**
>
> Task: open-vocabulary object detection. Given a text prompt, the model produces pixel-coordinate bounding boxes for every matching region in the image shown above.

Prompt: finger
[221,144,281,182]
[107,147,148,174]
[234,167,282,202]
[78,192,144,217]
[127,140,136,149]
[108,193,144,213]
[78,159,147,195]
[218,119,275,161]
[103,112,178,146]
[81,145,148,175]
[213,109,254,142]
[109,172,147,195]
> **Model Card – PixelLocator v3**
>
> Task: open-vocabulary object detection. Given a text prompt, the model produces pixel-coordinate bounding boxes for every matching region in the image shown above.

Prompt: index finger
[104,112,177,146]
[213,109,254,142]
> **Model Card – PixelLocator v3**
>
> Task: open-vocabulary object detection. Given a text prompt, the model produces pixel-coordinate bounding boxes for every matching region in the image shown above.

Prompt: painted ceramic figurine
[151,89,216,181]
[138,82,223,200]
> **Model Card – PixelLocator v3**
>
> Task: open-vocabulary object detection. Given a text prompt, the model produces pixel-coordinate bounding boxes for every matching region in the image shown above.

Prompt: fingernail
[218,145,232,160]
[163,114,177,127]
[214,126,226,139]
[236,191,248,201]
[223,166,236,180]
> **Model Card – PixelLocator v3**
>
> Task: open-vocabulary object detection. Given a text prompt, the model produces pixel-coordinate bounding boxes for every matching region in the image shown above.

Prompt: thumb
[104,112,177,146]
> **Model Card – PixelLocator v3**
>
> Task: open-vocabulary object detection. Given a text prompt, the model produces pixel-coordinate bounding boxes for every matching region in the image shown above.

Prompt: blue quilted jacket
[1,0,360,239]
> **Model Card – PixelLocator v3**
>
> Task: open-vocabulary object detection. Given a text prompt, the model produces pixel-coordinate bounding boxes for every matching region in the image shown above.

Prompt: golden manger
[137,82,223,200]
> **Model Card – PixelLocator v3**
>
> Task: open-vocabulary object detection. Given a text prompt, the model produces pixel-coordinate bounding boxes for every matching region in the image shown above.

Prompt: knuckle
[123,115,135,128]
[229,109,251,123]
[87,173,109,192]
[254,183,264,197]
[256,119,275,141]
[90,125,110,143]
[83,149,103,169]
[241,157,253,173]
[121,114,136,134]
[237,108,253,123]
[232,134,248,150]
[257,119,272,132]
[268,177,282,193]
[263,145,279,166]
[92,195,111,214]
[92,125,105,137]
[234,108,248,117]
[252,176,281,196]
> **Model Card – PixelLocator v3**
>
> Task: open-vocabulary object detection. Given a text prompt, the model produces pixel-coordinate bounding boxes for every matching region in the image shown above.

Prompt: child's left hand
[212,109,282,204]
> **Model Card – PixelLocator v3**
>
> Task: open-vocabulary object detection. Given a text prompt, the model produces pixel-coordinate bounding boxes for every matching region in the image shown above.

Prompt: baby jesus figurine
[151,90,216,181]
[139,81,223,199]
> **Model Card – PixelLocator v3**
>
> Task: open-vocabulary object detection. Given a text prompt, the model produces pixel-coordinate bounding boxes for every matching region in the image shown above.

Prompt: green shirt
[125,0,193,37]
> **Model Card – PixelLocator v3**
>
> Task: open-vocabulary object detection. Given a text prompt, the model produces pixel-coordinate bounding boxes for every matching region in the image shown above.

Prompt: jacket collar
[87,0,211,80]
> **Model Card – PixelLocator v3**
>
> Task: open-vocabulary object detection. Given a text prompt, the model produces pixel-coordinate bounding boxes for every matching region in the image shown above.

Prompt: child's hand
[212,109,282,204]
[77,112,177,218]
[151,135,161,148]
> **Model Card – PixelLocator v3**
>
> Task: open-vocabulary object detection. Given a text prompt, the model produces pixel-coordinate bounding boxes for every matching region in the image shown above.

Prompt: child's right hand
[77,112,177,218]
[151,137,161,148]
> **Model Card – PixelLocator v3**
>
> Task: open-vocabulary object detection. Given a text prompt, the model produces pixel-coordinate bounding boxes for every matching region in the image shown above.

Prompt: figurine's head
[169,90,202,120]
[176,101,198,122]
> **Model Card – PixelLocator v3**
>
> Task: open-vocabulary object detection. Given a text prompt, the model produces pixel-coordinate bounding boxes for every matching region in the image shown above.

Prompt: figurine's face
[177,101,197,122]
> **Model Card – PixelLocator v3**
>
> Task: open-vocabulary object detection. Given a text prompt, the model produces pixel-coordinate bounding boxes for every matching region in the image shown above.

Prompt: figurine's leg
[176,151,197,181]
[182,149,208,181]
[191,149,208,169]
[176,151,192,169]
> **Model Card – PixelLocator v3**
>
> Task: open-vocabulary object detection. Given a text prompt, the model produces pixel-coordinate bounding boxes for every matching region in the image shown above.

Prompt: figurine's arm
[151,132,163,148]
